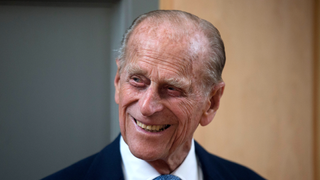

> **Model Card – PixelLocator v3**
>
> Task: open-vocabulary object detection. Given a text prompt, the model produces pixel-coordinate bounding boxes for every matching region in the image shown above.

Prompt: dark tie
[153,174,181,180]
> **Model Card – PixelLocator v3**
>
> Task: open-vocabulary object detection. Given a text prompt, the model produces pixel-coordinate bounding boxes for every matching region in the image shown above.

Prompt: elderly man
[43,10,264,180]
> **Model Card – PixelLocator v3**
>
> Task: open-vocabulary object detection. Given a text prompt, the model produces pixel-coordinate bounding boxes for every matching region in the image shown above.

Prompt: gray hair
[117,10,225,90]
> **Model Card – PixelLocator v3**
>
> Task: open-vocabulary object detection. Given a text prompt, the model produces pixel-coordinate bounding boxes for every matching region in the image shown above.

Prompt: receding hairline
[118,10,226,94]
[122,12,210,70]
[130,10,206,41]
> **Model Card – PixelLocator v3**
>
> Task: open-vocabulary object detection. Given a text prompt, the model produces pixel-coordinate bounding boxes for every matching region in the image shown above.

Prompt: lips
[134,118,170,132]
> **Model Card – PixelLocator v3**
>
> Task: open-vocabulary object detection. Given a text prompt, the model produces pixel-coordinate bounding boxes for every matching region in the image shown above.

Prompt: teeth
[135,119,170,132]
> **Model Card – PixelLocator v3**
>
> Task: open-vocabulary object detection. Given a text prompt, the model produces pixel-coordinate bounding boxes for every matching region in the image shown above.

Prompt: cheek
[177,99,197,119]
[175,98,204,130]
[118,86,134,126]
[119,85,138,106]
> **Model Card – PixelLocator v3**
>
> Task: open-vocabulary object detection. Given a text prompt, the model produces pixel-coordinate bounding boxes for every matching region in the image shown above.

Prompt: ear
[114,59,121,104]
[200,82,225,126]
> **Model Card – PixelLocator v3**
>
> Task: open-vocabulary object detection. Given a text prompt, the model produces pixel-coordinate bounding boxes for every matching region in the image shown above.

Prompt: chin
[129,143,165,162]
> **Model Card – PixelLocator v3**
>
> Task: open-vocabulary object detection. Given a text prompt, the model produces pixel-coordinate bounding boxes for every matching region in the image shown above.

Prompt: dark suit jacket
[42,135,264,180]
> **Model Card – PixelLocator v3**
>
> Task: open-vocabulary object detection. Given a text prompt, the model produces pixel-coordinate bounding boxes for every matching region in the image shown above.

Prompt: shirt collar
[120,136,199,180]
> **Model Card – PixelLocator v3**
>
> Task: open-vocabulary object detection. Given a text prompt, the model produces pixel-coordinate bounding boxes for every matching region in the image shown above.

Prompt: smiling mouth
[134,118,170,132]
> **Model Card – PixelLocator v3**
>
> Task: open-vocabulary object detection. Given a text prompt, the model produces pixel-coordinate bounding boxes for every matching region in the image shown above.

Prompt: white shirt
[120,136,203,180]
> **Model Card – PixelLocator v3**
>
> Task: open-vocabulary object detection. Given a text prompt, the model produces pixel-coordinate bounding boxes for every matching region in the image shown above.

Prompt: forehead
[127,37,193,79]
[125,21,209,72]
[125,23,196,71]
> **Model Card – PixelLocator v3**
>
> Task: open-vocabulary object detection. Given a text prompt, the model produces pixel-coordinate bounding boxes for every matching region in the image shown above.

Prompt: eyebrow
[125,63,192,92]
[165,77,191,91]
[125,63,147,76]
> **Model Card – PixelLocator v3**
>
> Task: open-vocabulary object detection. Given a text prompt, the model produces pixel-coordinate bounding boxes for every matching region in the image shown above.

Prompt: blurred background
[160,1,317,180]
[0,0,317,179]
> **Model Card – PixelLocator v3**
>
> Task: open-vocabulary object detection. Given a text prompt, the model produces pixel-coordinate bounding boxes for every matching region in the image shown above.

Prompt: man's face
[114,27,215,162]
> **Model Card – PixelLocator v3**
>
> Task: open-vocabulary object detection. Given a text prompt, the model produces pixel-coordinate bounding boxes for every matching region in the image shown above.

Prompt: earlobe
[200,82,225,126]
[114,59,121,104]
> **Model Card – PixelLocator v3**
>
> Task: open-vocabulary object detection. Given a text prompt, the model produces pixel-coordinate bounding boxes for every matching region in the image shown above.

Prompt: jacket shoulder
[195,141,265,180]
[41,153,97,180]
[41,135,123,180]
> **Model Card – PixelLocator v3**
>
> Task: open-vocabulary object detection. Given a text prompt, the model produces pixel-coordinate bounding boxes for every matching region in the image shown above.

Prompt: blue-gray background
[0,1,158,179]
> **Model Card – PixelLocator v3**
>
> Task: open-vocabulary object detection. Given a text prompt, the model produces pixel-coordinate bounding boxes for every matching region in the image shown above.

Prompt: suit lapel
[84,135,124,180]
[82,137,228,180]
[195,141,224,180]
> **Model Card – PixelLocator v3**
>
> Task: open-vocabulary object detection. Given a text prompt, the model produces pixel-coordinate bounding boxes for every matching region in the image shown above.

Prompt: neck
[147,140,192,174]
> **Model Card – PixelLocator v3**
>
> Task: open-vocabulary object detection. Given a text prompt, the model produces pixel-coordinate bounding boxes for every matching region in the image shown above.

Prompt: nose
[139,86,164,116]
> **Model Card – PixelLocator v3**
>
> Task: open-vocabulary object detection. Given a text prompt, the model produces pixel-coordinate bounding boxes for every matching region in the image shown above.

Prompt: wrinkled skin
[114,23,225,174]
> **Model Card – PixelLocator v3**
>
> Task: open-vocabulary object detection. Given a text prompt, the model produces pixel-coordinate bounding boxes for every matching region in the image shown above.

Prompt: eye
[166,86,182,97]
[129,75,146,87]
[133,77,140,82]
